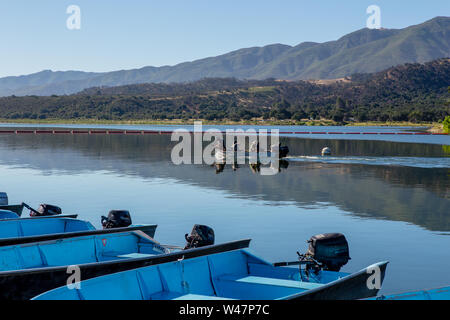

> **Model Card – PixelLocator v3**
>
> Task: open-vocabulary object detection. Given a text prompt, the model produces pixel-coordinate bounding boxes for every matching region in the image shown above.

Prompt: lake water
[0,124,449,295]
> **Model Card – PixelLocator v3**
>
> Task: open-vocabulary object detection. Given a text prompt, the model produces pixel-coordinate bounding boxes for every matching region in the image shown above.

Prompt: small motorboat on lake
[215,142,290,164]
[33,233,388,301]
[0,229,250,300]
[0,216,157,246]
[33,248,387,300]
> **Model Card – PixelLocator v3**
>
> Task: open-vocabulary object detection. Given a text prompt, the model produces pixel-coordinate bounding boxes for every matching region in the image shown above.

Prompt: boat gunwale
[0,214,78,221]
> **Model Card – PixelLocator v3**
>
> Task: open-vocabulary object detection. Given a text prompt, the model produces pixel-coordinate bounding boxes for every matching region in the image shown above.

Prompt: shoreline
[0,119,445,134]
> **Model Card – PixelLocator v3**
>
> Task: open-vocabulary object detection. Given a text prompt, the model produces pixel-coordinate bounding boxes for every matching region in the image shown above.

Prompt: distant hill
[0,59,448,123]
[0,16,449,97]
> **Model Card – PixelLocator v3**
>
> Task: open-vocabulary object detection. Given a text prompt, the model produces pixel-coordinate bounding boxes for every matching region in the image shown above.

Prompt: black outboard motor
[184,225,215,250]
[30,204,62,217]
[306,233,350,271]
[279,146,289,159]
[101,210,132,229]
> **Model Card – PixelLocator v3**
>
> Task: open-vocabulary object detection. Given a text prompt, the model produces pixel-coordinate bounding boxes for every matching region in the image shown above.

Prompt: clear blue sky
[0,0,448,77]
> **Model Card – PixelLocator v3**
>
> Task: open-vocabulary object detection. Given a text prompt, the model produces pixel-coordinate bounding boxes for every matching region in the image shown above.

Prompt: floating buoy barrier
[0,130,447,136]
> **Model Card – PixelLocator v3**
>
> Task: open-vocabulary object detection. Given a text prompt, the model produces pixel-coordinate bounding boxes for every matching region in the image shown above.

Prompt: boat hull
[286,262,388,300]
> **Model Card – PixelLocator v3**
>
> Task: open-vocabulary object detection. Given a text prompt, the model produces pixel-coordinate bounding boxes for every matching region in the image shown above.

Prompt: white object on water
[322,147,331,156]
[0,193,8,205]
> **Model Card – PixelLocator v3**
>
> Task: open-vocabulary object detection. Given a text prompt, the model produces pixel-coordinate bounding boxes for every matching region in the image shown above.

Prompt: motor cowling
[30,204,62,217]
[101,210,132,229]
[279,146,289,158]
[184,225,215,249]
[307,233,350,271]
[0,192,8,206]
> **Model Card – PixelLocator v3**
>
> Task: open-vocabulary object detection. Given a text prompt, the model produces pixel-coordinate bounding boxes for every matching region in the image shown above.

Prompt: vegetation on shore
[443,116,450,133]
[0,60,448,128]
[0,117,443,130]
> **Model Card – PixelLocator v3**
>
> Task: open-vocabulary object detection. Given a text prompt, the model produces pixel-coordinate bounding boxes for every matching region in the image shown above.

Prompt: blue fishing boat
[370,286,450,300]
[0,209,77,220]
[33,248,388,300]
[0,217,157,246]
[0,210,19,220]
[0,229,250,300]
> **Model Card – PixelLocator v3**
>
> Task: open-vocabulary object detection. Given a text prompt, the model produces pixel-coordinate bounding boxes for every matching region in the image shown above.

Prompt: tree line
[0,59,448,123]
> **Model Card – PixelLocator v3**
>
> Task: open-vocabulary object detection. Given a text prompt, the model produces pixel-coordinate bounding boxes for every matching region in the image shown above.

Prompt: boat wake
[286,156,450,169]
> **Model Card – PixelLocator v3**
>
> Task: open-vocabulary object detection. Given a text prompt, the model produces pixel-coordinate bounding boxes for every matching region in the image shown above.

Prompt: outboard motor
[101,210,132,229]
[279,146,289,158]
[30,204,62,217]
[0,193,8,206]
[306,233,350,271]
[184,225,215,250]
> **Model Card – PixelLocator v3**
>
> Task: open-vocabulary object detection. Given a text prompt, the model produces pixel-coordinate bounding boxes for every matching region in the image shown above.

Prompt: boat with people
[0,226,250,300]
[215,141,290,164]
[32,233,388,301]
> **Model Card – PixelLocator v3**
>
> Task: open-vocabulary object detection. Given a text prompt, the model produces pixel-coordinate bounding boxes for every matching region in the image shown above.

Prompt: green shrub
[444,116,450,133]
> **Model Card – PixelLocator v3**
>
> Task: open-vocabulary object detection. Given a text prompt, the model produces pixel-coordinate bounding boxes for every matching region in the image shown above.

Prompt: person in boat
[249,140,260,153]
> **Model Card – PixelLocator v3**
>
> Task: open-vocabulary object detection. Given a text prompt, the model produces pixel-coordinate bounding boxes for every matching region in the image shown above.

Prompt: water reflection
[213,160,289,175]
[0,133,448,232]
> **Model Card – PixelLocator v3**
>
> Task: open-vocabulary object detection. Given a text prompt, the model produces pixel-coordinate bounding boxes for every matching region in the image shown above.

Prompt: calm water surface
[0,124,449,295]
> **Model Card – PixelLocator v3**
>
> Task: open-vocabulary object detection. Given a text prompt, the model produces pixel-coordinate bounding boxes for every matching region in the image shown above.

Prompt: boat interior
[0,218,95,239]
[0,231,166,272]
[34,250,349,300]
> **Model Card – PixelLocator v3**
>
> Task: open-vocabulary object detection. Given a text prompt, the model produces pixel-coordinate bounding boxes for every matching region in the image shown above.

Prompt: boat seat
[218,275,323,290]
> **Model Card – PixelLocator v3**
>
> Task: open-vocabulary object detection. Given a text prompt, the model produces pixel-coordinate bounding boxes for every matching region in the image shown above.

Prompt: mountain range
[0,16,449,97]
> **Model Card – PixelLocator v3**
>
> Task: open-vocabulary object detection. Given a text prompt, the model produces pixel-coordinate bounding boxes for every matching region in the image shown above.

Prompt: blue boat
[33,249,388,300]
[0,209,78,220]
[0,217,157,246]
[0,230,250,300]
[371,286,450,300]
[0,210,19,220]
